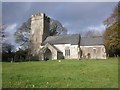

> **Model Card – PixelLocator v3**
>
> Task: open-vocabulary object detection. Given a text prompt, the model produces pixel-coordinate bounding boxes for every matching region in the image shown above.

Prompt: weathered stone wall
[54,44,79,59]
[80,45,106,59]
[29,13,50,59]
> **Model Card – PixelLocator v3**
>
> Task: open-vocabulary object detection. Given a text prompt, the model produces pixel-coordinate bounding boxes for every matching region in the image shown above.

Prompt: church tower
[29,13,50,59]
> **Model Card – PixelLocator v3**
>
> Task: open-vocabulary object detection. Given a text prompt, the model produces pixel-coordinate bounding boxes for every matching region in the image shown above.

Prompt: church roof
[80,36,104,46]
[40,43,61,53]
[42,34,80,45]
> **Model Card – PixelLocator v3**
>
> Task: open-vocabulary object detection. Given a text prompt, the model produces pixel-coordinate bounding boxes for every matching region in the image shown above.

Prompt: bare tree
[84,30,101,37]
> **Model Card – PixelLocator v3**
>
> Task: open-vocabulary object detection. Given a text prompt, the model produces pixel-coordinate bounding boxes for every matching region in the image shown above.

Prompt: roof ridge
[81,36,103,38]
[48,34,80,37]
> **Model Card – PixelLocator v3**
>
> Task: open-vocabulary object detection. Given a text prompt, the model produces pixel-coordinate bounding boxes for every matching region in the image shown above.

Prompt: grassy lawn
[2,58,118,88]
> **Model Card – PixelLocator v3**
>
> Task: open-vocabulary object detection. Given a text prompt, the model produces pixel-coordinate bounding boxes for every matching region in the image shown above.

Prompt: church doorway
[44,48,52,60]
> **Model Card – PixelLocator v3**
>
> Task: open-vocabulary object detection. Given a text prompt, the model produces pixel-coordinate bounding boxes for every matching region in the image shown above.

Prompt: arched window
[65,47,70,56]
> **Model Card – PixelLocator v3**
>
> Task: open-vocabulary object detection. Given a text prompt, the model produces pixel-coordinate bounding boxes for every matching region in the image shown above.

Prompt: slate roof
[42,34,80,45]
[80,36,104,46]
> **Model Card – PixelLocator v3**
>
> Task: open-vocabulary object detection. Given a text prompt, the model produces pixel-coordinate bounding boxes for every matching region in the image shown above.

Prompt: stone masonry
[29,13,50,59]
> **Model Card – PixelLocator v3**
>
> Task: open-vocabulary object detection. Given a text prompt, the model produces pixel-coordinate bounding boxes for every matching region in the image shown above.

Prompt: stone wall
[80,45,106,59]
[54,44,79,59]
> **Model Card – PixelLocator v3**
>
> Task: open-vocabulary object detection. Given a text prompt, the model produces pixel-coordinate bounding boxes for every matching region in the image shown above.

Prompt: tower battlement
[31,13,44,17]
[31,13,50,22]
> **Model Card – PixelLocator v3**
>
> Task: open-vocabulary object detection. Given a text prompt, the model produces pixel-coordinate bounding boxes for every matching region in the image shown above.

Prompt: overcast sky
[2,2,117,45]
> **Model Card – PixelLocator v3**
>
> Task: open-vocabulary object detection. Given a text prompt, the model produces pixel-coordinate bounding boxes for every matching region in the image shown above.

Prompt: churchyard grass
[2,58,118,88]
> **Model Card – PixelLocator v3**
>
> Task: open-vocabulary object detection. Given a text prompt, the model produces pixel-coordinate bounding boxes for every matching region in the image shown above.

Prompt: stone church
[29,13,106,60]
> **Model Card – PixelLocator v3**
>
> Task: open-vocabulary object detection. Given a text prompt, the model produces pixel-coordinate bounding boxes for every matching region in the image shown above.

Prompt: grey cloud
[2,2,32,24]
[54,2,116,24]
[0,2,2,25]
[2,2,117,36]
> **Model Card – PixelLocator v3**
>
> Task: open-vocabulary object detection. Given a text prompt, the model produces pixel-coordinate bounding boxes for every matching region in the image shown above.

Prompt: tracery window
[65,47,70,56]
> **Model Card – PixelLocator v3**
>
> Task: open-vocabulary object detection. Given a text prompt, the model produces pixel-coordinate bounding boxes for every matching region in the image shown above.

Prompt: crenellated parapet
[31,13,50,22]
